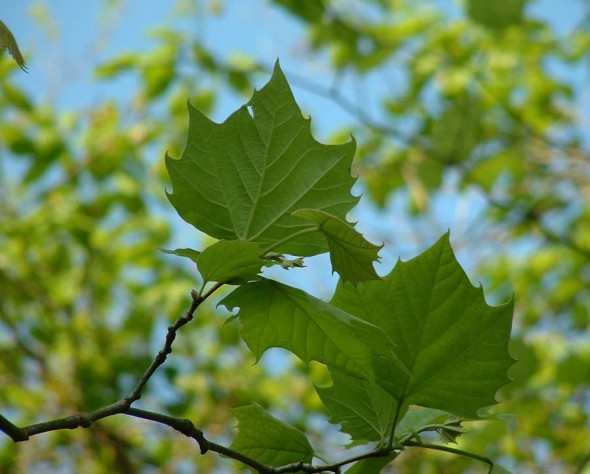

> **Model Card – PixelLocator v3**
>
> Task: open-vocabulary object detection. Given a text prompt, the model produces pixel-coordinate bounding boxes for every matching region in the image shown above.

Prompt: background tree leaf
[197,240,263,284]
[292,208,382,284]
[165,61,358,256]
[330,233,515,418]
[230,403,314,467]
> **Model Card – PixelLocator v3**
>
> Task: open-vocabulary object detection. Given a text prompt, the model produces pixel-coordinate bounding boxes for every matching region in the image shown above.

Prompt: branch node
[179,418,209,454]
[0,415,28,442]
[77,414,92,429]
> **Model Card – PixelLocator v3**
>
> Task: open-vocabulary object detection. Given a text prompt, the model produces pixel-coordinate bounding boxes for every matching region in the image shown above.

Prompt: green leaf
[330,233,515,418]
[273,0,326,23]
[165,61,358,256]
[95,53,138,78]
[344,455,398,474]
[220,279,398,380]
[158,247,201,263]
[292,209,382,284]
[466,0,526,30]
[230,403,314,467]
[317,372,450,447]
[197,240,262,284]
[394,407,447,438]
[316,368,397,445]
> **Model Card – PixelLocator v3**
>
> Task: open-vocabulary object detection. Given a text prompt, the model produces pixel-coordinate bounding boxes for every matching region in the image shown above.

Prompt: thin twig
[124,289,204,404]
[0,285,222,442]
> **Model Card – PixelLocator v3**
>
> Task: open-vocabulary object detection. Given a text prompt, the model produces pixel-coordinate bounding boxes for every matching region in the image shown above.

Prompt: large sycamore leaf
[292,209,382,283]
[166,61,358,257]
[330,233,515,418]
[230,404,314,467]
[219,279,401,380]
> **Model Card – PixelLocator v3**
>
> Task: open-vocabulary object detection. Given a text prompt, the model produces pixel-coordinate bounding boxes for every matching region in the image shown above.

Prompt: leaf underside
[166,61,358,257]
[197,240,263,284]
[220,278,396,379]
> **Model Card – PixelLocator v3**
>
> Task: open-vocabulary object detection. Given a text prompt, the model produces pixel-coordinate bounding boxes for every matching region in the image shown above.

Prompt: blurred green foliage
[1,0,589,472]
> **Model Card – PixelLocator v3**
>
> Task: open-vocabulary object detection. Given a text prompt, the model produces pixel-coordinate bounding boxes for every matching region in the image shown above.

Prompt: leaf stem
[405,440,494,471]
[387,400,406,448]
